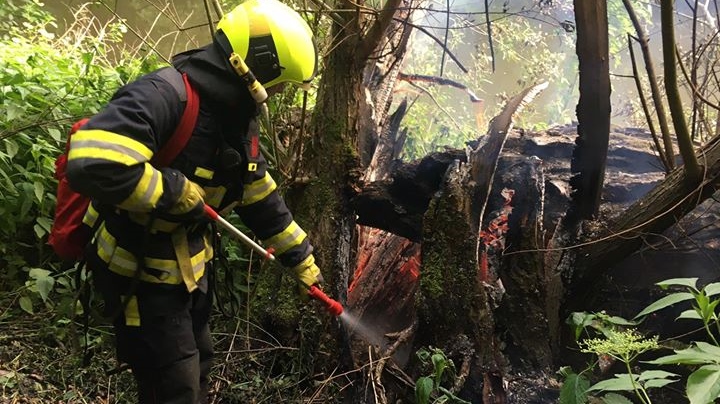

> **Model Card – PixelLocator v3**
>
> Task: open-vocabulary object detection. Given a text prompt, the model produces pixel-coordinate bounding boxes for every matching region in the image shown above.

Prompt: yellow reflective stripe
[172,229,198,292]
[241,172,276,206]
[263,221,306,255]
[292,254,315,272]
[204,233,214,261]
[194,167,214,179]
[205,186,227,207]
[95,225,207,284]
[116,164,163,211]
[82,203,99,227]
[123,295,140,327]
[69,130,152,165]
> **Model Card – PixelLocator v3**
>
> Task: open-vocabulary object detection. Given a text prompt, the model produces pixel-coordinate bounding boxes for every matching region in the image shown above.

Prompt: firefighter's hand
[166,179,206,222]
[293,255,324,297]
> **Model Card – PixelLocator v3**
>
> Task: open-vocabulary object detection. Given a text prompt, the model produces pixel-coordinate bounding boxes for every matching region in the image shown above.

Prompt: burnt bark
[571,0,610,220]
[571,135,720,307]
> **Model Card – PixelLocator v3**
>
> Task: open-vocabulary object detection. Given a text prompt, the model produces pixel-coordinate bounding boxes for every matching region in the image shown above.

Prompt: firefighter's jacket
[65,41,313,291]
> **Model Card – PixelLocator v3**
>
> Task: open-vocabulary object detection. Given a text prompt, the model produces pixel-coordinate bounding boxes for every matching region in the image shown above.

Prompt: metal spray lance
[203,205,344,316]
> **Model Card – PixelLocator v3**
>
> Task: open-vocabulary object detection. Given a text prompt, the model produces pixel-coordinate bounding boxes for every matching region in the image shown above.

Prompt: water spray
[204,205,344,317]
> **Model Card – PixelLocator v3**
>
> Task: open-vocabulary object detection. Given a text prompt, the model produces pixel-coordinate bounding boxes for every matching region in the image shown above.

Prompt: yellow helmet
[216,0,317,89]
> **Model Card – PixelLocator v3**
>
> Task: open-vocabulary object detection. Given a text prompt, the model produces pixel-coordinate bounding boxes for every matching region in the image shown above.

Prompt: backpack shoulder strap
[151,67,200,167]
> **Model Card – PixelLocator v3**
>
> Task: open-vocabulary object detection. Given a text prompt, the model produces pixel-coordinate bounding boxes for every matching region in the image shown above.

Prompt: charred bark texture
[571,0,610,220]
[572,136,720,306]
[353,149,465,241]
[415,161,504,401]
[492,157,554,368]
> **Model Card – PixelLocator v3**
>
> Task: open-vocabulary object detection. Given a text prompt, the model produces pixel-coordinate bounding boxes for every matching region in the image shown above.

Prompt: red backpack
[48,68,200,261]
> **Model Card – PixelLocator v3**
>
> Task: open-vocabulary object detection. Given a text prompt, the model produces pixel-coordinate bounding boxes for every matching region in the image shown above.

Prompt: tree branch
[359,0,404,60]
[622,0,675,170]
[662,0,701,183]
[628,34,671,173]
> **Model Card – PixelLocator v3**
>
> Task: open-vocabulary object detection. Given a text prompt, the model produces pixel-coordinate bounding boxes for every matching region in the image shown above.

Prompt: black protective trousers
[90,252,214,404]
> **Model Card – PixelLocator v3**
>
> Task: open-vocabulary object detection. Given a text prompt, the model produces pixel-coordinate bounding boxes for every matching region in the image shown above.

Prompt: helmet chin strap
[228,52,272,144]
[229,52,268,104]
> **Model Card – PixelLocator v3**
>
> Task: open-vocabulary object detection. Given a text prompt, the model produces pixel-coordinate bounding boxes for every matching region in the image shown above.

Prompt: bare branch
[359,0,404,60]
[628,34,671,172]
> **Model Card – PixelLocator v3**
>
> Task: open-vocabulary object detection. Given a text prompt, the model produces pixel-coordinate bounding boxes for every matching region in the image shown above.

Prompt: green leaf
[645,346,715,366]
[5,139,19,159]
[637,370,678,381]
[601,393,633,404]
[431,353,447,385]
[415,376,433,404]
[657,277,698,289]
[687,364,720,404]
[48,128,62,142]
[559,372,590,404]
[29,267,54,302]
[6,104,25,121]
[36,216,51,233]
[694,342,720,360]
[33,223,45,238]
[19,296,33,314]
[643,378,677,389]
[704,282,720,297]
[33,180,44,202]
[588,374,636,392]
[603,316,636,326]
[677,309,702,320]
[634,292,695,319]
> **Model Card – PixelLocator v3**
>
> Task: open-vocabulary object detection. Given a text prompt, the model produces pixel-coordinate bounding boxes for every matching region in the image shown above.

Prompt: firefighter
[65,0,322,402]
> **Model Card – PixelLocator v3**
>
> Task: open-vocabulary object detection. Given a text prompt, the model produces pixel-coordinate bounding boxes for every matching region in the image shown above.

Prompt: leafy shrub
[0,0,162,314]
[561,277,720,404]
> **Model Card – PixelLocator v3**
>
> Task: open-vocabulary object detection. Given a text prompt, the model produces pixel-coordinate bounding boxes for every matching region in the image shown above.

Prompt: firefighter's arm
[65,74,204,219]
[234,155,323,292]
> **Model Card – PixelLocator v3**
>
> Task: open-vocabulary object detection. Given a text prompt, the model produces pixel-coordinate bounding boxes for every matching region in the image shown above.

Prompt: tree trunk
[570,0,610,220]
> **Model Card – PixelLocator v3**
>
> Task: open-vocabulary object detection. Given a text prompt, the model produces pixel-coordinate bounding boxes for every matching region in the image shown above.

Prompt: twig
[484,0,495,72]
[398,72,481,102]
[622,0,675,169]
[440,0,450,76]
[359,0,404,61]
[675,46,720,111]
[372,320,418,398]
[394,18,468,73]
[628,34,670,172]
[202,0,216,38]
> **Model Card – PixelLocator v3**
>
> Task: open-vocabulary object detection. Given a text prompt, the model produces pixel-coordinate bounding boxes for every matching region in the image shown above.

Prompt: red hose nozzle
[307,285,343,316]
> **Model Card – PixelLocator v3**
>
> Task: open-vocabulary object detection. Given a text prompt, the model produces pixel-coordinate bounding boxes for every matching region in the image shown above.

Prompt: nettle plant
[562,277,720,404]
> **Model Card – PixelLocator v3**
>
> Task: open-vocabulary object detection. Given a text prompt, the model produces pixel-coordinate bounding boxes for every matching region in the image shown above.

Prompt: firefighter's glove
[292,255,324,298]
[166,179,206,222]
